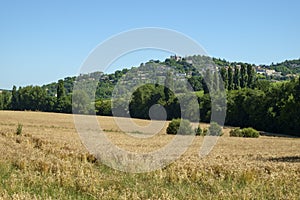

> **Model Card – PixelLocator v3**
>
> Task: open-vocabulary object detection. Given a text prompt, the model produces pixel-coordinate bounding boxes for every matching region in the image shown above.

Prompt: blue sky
[1,0,300,89]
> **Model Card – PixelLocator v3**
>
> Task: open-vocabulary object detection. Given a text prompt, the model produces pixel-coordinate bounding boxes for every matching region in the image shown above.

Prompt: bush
[202,128,208,136]
[230,127,260,138]
[16,123,23,135]
[195,125,202,136]
[242,127,260,138]
[167,119,194,135]
[229,128,243,137]
[207,122,223,136]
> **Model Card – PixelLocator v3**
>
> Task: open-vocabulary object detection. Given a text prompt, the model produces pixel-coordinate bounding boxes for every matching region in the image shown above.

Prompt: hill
[41,55,300,98]
[268,58,300,75]
[1,55,300,136]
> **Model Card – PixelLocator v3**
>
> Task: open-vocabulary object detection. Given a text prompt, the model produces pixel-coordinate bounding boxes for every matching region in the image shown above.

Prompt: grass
[0,111,299,199]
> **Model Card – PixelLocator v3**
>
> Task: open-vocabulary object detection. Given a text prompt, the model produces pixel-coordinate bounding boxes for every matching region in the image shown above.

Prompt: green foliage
[207,122,223,136]
[220,67,228,89]
[270,58,300,74]
[195,125,203,136]
[242,128,260,138]
[14,86,48,111]
[166,119,194,135]
[233,66,240,90]
[95,100,112,116]
[188,76,203,91]
[129,84,180,120]
[11,86,19,110]
[202,128,208,136]
[0,91,11,110]
[2,55,300,137]
[247,64,255,88]
[72,90,92,114]
[230,127,259,138]
[199,94,211,123]
[16,123,23,135]
[56,80,65,100]
[227,66,234,90]
[240,64,247,88]
[226,88,266,129]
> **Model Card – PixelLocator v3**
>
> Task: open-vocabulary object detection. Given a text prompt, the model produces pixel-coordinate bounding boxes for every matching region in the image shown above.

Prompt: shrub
[229,128,243,137]
[16,123,23,135]
[207,122,223,136]
[195,126,202,136]
[167,119,194,135]
[242,127,260,138]
[202,128,208,136]
[230,127,260,138]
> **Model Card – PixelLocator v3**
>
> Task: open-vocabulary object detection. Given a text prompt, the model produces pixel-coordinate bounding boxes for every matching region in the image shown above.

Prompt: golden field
[0,111,299,199]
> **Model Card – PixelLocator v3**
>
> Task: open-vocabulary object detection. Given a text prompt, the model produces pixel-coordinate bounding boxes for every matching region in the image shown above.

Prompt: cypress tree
[11,85,19,110]
[240,64,247,88]
[247,64,254,88]
[220,67,228,90]
[233,66,240,90]
[228,66,233,90]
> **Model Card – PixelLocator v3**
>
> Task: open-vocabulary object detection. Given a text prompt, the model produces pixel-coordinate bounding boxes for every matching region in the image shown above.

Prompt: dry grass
[0,111,299,199]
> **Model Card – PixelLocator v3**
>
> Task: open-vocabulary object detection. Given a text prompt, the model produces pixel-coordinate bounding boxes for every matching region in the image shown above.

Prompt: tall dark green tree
[220,67,228,90]
[213,71,219,92]
[240,64,247,88]
[11,85,19,110]
[203,69,213,94]
[56,79,68,113]
[227,66,233,90]
[247,64,255,88]
[164,71,174,103]
[57,80,65,100]
[233,66,240,90]
[1,91,11,110]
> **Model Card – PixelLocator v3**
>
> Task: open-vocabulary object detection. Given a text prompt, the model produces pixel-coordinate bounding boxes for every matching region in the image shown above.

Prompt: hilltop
[42,55,300,99]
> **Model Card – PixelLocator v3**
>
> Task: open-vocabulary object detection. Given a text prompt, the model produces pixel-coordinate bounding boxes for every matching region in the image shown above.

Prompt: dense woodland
[0,56,299,136]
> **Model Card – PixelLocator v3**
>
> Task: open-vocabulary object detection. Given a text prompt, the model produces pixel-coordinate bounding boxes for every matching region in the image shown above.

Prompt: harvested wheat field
[0,111,299,199]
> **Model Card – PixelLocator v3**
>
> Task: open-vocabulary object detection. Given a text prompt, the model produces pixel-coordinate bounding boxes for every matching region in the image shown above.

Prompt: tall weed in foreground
[16,123,23,135]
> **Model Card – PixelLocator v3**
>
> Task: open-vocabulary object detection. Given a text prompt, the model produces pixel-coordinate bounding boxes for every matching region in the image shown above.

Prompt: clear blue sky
[1,0,300,89]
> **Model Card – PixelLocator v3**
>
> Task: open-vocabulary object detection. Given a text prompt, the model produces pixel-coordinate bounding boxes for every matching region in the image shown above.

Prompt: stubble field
[0,111,299,199]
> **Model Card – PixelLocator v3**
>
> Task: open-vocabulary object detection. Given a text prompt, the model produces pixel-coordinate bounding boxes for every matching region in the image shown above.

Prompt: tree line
[1,57,299,136]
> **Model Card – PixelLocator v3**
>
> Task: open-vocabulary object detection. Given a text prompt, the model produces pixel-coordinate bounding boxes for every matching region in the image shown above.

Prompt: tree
[56,80,67,113]
[0,93,2,110]
[247,64,255,88]
[11,85,19,110]
[164,71,174,103]
[213,71,219,92]
[240,64,247,88]
[199,93,211,123]
[17,86,47,111]
[220,67,228,90]
[0,89,12,110]
[57,79,65,100]
[203,69,213,94]
[95,100,112,116]
[226,88,267,129]
[72,90,91,114]
[233,66,240,90]
[227,66,233,90]
[188,76,203,91]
